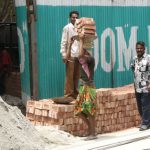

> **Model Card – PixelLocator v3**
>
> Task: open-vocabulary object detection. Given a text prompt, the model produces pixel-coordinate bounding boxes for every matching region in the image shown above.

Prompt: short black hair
[136,41,145,47]
[69,10,79,18]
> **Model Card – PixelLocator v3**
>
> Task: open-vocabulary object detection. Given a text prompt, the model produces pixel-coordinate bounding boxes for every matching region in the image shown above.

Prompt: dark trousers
[64,58,80,99]
[135,92,150,125]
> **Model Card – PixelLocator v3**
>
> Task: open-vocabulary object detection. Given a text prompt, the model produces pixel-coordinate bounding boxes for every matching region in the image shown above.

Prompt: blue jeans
[135,92,150,126]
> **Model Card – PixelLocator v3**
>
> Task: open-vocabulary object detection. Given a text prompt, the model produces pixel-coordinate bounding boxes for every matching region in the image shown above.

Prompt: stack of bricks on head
[74,17,97,49]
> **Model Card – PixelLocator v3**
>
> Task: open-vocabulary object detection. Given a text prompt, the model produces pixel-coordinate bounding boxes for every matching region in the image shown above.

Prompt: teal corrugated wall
[15,5,31,103]
[36,4,150,98]
[15,0,150,99]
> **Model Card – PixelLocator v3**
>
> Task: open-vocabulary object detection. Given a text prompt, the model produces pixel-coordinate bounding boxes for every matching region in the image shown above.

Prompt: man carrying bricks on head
[131,41,150,131]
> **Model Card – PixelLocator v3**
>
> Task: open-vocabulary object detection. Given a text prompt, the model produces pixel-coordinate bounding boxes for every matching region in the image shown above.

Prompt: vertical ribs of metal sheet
[15,6,31,103]
[36,0,150,99]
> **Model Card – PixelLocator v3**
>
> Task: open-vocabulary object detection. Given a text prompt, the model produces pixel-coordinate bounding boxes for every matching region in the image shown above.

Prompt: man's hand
[62,58,67,64]
[69,37,75,45]
[148,84,150,92]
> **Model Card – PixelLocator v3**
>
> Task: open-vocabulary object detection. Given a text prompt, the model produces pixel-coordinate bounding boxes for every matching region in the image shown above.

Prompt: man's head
[136,41,145,58]
[69,10,79,25]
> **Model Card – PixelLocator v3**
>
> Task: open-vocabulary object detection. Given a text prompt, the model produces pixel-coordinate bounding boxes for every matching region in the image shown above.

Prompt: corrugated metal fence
[15,0,150,100]
[15,1,31,103]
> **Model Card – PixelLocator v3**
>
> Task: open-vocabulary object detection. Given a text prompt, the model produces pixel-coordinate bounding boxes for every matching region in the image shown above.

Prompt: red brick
[35,121,43,126]
[42,103,50,110]
[26,113,35,121]
[42,110,49,117]
[35,115,43,122]
[35,101,43,109]
[26,106,34,114]
[34,108,42,116]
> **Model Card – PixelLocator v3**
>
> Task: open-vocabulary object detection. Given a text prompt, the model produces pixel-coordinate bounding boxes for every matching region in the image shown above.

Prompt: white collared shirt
[60,23,80,58]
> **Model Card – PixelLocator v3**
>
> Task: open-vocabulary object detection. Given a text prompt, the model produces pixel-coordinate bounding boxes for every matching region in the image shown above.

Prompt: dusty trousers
[64,58,80,99]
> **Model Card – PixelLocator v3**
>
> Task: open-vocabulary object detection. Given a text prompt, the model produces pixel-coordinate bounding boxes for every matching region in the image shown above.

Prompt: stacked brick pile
[96,85,140,133]
[26,84,140,136]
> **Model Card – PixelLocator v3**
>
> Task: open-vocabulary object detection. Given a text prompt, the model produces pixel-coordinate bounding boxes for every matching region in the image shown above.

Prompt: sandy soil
[0,96,84,150]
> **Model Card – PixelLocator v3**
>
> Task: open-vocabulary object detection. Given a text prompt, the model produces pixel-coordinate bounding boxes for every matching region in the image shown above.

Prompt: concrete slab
[52,127,150,150]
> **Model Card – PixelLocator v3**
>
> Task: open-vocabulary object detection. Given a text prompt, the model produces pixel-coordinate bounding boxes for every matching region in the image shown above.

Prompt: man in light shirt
[131,41,150,131]
[60,11,80,99]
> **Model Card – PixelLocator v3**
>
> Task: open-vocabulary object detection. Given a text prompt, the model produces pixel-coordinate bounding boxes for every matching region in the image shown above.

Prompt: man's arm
[147,55,150,92]
[60,26,68,63]
[130,58,135,71]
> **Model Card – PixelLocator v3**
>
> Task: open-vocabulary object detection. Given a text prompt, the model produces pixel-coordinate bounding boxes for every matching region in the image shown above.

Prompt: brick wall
[26,84,140,136]
[5,72,21,97]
